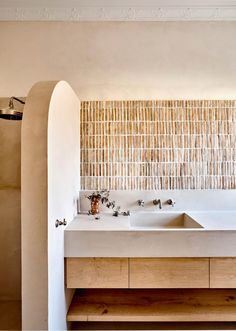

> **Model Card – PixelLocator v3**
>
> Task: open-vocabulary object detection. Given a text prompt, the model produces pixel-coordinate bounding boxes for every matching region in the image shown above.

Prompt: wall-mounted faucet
[167,199,175,207]
[153,199,162,209]
[137,199,145,207]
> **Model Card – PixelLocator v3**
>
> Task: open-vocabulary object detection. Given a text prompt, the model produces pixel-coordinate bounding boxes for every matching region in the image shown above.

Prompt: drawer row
[66,257,236,289]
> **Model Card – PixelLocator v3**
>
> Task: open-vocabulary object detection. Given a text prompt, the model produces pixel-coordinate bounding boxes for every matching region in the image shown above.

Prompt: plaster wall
[21,81,80,330]
[48,81,80,330]
[0,21,236,99]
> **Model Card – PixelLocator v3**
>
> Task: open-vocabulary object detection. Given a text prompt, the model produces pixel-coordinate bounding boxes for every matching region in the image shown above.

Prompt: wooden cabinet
[129,258,209,288]
[210,258,236,288]
[66,258,128,288]
[66,257,236,323]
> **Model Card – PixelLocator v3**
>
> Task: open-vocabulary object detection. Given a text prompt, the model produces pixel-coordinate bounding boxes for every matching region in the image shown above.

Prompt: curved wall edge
[21,80,80,330]
[48,81,80,330]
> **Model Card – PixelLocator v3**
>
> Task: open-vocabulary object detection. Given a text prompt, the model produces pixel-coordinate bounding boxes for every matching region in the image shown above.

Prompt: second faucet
[153,199,162,209]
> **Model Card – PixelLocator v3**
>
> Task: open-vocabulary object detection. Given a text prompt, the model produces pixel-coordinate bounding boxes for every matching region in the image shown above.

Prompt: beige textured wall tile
[80,100,236,190]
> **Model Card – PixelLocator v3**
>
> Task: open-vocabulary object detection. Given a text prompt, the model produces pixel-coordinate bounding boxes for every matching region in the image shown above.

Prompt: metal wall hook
[55,218,67,228]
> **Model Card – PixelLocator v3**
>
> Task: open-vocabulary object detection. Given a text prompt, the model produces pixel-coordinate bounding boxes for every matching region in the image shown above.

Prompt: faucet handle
[167,199,175,207]
[55,218,67,227]
[137,199,144,207]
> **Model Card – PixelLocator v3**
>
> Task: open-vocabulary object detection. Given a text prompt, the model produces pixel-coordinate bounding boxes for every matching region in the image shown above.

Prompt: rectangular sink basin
[130,212,204,230]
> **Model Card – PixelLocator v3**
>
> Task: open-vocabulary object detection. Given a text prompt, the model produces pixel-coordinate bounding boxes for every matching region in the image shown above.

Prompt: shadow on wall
[0,97,24,330]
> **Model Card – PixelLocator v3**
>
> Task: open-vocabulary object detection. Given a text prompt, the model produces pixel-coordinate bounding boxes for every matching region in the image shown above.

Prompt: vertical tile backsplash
[80,100,236,190]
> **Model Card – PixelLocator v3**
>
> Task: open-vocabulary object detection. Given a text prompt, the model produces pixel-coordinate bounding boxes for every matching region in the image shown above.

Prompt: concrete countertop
[66,211,236,231]
[187,211,236,230]
[64,211,236,257]
[66,213,130,231]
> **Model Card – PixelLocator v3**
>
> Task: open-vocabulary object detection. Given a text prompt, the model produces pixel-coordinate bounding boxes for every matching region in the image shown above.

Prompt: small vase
[90,197,100,215]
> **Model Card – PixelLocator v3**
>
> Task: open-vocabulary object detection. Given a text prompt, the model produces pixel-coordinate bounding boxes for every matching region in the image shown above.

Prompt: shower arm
[9,97,25,107]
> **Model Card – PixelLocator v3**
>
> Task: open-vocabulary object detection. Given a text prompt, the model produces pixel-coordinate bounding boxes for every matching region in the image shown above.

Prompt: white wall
[22,81,80,330]
[0,21,236,100]
[48,81,80,330]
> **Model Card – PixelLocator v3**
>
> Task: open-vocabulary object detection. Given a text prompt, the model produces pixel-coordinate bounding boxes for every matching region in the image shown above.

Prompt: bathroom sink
[130,212,204,230]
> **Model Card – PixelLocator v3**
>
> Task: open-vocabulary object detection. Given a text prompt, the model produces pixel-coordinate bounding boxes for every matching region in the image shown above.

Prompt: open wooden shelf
[67,289,236,322]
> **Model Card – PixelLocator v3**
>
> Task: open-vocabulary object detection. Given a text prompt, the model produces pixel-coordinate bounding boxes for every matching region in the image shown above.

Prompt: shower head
[0,97,25,120]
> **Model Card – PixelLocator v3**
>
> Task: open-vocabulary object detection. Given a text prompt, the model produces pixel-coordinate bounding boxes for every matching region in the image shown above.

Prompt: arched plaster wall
[21,81,80,330]
[48,82,80,330]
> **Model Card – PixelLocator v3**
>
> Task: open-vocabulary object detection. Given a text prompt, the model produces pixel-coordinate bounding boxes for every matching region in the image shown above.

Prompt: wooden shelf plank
[67,289,236,322]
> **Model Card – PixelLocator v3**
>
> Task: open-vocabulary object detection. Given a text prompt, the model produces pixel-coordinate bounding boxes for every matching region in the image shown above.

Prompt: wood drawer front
[210,258,236,288]
[66,258,128,288]
[130,258,209,288]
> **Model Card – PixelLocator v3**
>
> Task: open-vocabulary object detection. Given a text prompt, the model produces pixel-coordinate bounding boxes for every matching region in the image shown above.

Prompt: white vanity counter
[187,211,236,230]
[66,213,130,231]
[64,211,236,257]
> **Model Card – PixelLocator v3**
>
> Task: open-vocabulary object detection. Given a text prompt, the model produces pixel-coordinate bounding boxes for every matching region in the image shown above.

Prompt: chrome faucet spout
[153,199,162,209]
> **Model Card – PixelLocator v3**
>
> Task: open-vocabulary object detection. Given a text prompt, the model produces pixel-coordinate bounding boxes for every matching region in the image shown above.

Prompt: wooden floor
[67,289,236,323]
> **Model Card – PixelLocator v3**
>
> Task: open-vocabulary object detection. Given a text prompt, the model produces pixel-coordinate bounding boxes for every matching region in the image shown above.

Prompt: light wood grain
[210,258,236,288]
[66,258,128,288]
[67,289,236,322]
[129,258,209,288]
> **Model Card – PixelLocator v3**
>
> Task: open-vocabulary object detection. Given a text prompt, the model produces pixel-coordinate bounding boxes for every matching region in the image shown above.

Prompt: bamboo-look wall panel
[80,100,236,190]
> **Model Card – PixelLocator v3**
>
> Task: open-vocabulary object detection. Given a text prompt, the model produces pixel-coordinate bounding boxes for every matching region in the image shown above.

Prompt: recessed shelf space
[67,289,236,322]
